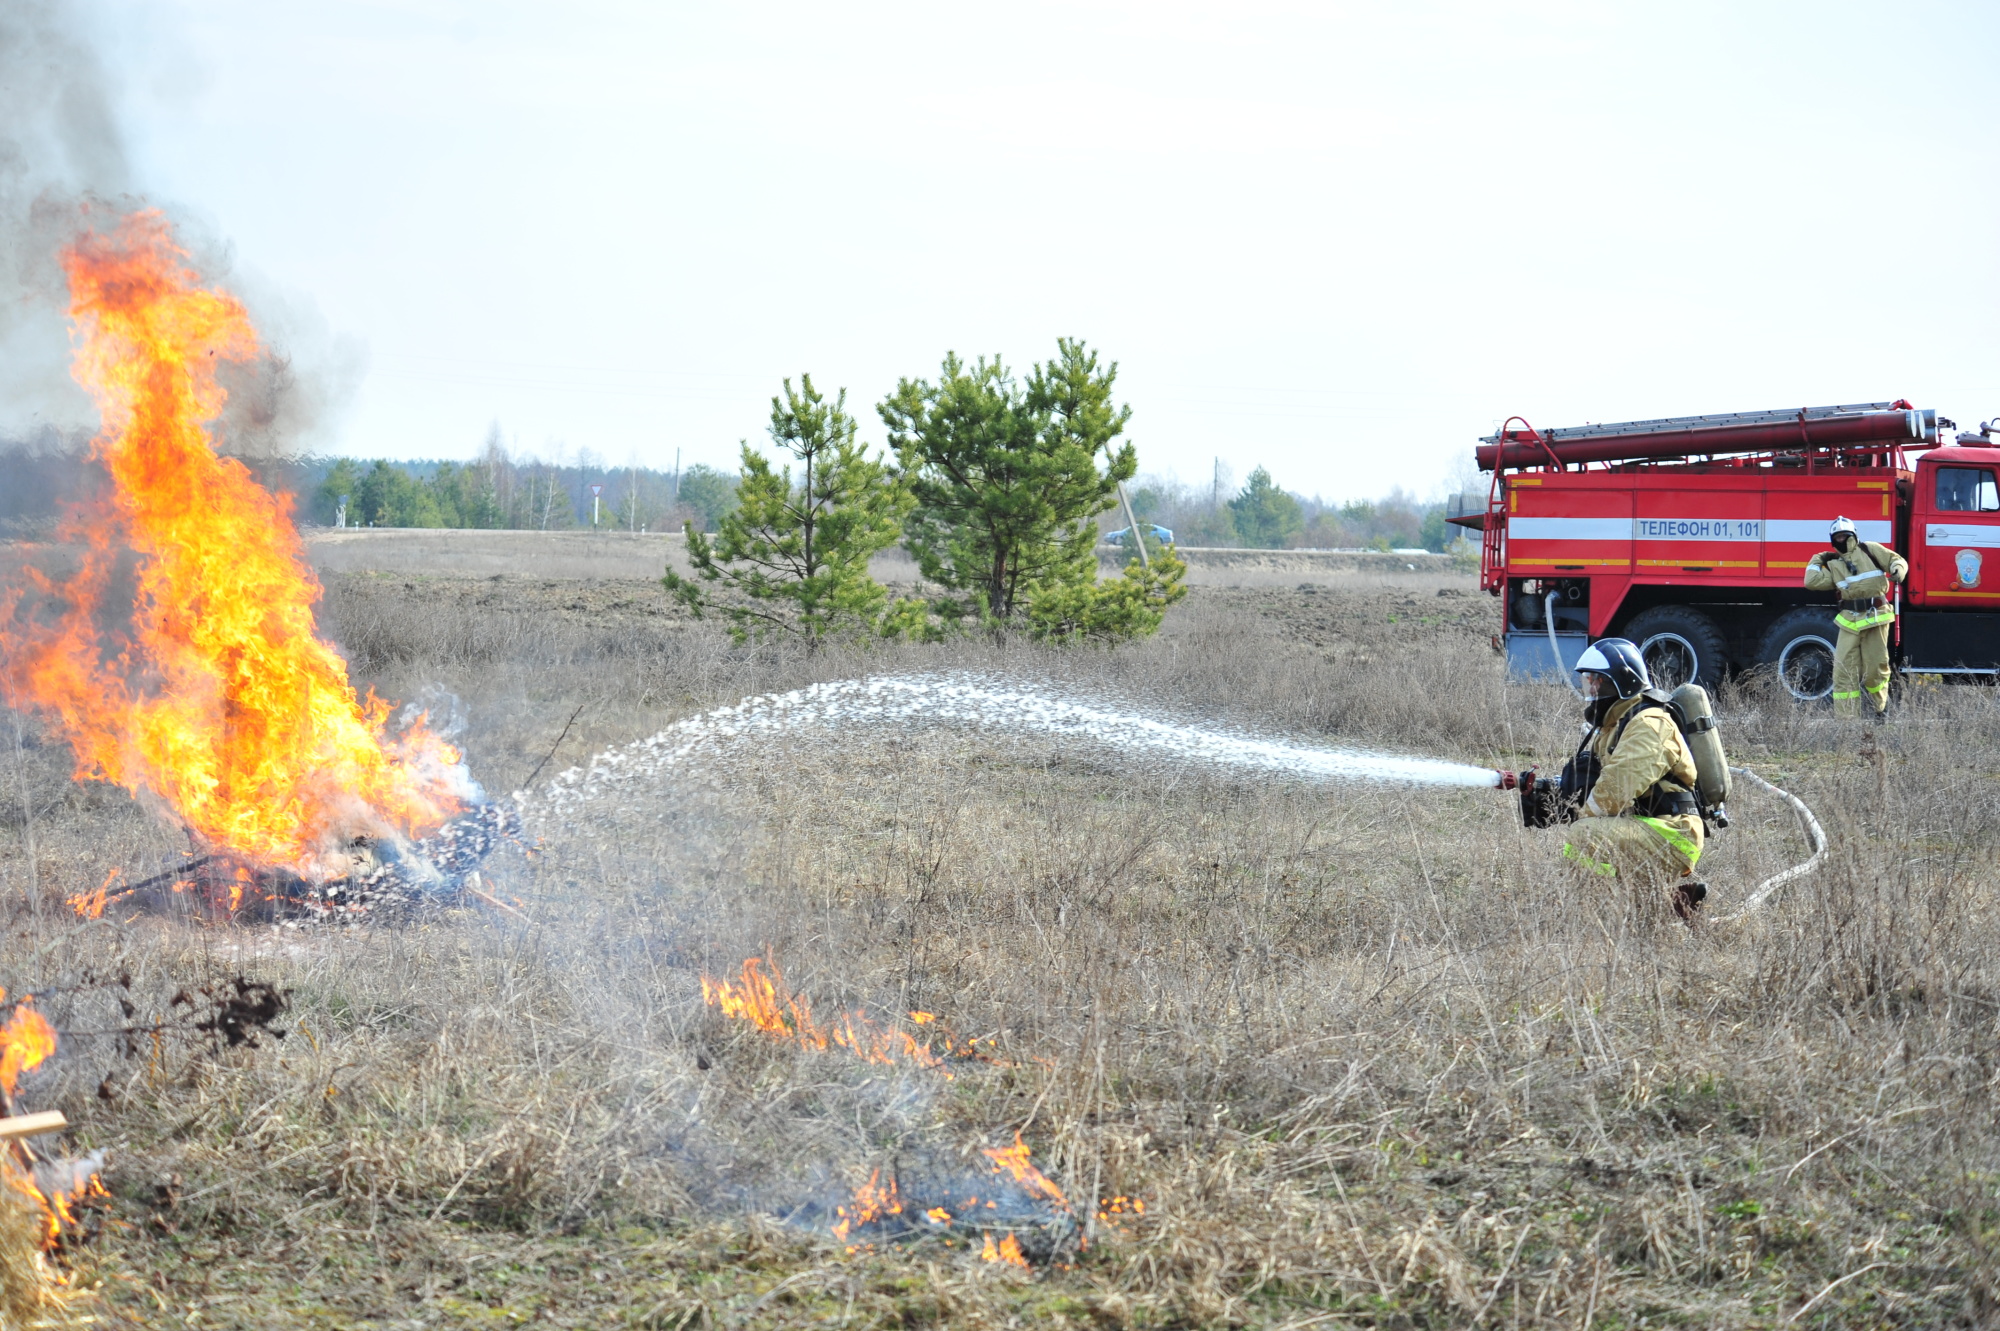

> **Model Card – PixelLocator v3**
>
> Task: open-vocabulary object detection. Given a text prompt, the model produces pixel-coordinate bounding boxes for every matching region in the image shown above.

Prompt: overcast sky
[45,1,2000,497]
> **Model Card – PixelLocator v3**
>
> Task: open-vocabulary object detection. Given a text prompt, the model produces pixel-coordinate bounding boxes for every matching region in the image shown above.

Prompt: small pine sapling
[664,376,911,650]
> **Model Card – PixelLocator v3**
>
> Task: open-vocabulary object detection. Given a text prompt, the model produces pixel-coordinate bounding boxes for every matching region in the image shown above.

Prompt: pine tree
[1228,467,1304,548]
[881,339,1180,635]
[664,376,910,650]
[676,465,739,532]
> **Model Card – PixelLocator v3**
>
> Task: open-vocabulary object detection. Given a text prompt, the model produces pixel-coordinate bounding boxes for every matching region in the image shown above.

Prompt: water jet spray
[524,672,1509,822]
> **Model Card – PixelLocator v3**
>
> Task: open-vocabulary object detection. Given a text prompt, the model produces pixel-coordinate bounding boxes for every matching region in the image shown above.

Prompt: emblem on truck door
[1955,548,1982,590]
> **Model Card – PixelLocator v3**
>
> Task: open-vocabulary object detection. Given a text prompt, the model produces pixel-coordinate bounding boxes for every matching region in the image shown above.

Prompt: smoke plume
[0,0,131,440]
[0,0,361,489]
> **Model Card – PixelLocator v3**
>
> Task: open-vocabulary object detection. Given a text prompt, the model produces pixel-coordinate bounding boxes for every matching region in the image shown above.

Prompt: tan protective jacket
[1580,693,1704,863]
[1804,542,1907,631]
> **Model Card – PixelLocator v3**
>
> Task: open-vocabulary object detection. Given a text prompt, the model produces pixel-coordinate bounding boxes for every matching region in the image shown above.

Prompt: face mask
[1580,672,1610,702]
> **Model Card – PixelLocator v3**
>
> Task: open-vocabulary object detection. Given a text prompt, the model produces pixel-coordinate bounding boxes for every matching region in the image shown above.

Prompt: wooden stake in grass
[1116,483,1150,571]
[0,1113,64,1142]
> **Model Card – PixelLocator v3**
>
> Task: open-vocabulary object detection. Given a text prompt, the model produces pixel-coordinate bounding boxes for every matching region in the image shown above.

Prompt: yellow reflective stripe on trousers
[1834,608,1895,631]
[1865,681,1889,695]
[1831,690,1861,700]
[1561,841,1618,877]
[1637,816,1701,868]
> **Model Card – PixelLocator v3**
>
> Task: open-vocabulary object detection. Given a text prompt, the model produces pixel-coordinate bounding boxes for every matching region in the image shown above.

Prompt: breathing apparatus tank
[1668,682,1731,818]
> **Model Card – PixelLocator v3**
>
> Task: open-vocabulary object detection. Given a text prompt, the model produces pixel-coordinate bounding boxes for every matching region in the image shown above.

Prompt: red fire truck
[1463,402,2000,698]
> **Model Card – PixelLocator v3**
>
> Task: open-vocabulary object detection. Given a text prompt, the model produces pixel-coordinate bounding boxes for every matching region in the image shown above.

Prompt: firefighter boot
[1671,880,1707,924]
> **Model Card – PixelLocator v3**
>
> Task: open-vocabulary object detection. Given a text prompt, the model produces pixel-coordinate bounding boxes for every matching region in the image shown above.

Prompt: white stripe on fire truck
[1508,517,1893,543]
[1506,518,1630,541]
[1765,519,1891,544]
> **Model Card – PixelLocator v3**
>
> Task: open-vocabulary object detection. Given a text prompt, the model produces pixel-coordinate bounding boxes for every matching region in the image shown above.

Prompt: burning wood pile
[70,801,519,925]
[2,211,506,924]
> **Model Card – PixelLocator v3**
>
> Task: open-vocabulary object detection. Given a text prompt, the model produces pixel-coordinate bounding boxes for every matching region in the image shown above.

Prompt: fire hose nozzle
[1495,770,1519,790]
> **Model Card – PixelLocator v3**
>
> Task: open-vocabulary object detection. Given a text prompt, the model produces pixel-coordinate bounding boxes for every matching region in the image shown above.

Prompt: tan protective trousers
[1832,624,1891,718]
[1561,815,1702,896]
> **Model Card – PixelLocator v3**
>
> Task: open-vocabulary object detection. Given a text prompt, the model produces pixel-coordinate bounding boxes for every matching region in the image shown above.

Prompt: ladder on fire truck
[1484,401,1916,450]
[1472,401,1931,593]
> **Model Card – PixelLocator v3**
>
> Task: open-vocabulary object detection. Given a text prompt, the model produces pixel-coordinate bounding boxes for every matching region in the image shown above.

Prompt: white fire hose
[1709,765,1827,923]
[1546,591,1585,698]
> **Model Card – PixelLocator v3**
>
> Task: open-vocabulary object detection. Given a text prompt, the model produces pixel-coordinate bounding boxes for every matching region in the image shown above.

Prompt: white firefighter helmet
[1829,515,1858,544]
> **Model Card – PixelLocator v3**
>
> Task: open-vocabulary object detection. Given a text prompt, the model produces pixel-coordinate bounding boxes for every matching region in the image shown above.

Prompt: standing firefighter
[1805,516,1907,721]
[1521,639,1710,919]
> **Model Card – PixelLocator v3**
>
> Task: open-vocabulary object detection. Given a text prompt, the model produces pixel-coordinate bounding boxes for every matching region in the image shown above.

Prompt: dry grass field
[3,551,1998,1328]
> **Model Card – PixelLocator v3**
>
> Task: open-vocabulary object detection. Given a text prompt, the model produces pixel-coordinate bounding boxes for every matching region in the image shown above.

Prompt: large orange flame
[0,211,463,877]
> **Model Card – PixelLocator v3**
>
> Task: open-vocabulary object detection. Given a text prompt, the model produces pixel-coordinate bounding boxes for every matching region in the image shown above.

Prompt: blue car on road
[1105,524,1174,547]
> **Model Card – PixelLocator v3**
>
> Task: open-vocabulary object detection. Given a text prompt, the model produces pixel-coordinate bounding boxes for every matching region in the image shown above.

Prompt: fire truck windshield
[1936,467,1999,512]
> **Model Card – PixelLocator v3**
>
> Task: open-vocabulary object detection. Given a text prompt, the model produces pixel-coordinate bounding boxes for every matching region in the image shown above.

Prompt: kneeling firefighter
[1518,638,1731,918]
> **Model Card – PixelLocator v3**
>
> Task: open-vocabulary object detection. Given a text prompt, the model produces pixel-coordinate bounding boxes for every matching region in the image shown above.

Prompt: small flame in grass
[831,1169,902,1244]
[0,991,105,1254]
[981,1231,1028,1268]
[5,1164,109,1249]
[982,1133,1068,1208]
[0,1000,56,1098]
[702,956,1143,1265]
[65,869,124,920]
[1097,1195,1145,1227]
[701,957,997,1074]
[829,1133,1142,1266]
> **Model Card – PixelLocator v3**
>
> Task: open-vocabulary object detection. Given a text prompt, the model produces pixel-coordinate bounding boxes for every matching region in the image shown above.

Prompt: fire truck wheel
[1622,606,1727,690]
[1757,608,1839,702]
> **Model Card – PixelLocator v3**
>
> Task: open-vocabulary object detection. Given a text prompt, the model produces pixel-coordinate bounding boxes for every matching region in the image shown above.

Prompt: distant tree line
[0,439,749,539]
[1130,467,1469,553]
[8,425,1469,562]
[297,424,1465,559]
[308,430,743,534]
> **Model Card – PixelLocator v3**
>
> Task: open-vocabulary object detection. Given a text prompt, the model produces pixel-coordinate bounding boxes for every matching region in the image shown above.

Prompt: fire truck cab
[1466,403,2000,698]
